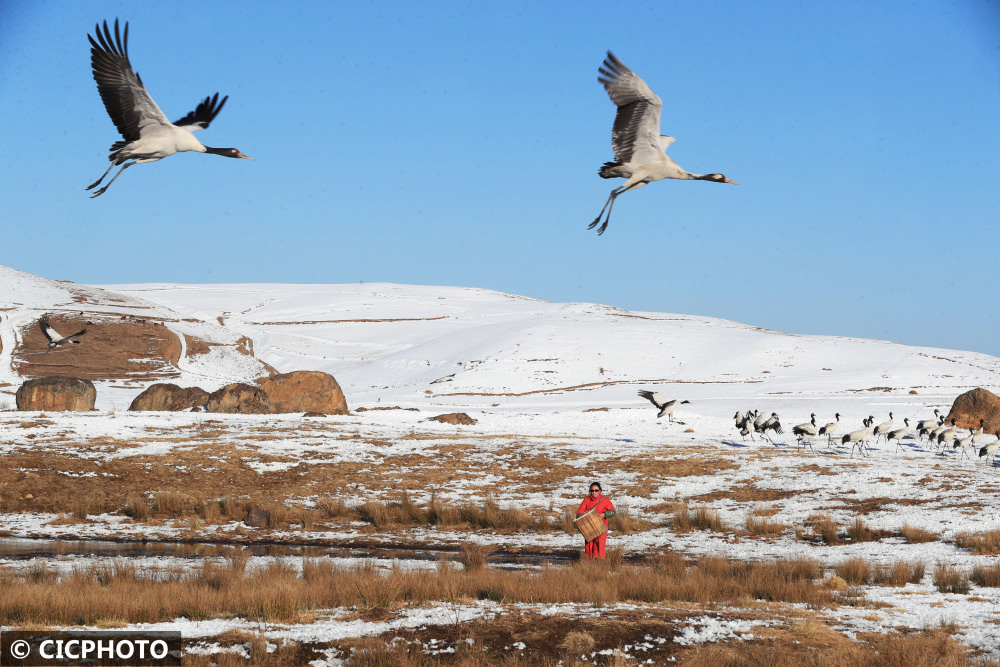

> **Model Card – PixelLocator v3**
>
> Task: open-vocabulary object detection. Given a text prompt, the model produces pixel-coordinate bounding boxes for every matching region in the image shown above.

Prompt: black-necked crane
[637,390,689,422]
[886,418,911,453]
[936,419,959,449]
[953,430,976,459]
[792,413,818,451]
[588,52,737,235]
[927,418,953,445]
[843,416,875,458]
[916,409,942,441]
[734,410,754,442]
[818,413,840,445]
[979,432,1000,467]
[86,19,252,198]
[39,317,87,350]
[971,418,987,446]
[760,413,783,446]
[872,412,894,442]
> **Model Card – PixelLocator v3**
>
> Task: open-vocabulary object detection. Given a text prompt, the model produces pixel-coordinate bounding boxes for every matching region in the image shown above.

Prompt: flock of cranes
[638,393,998,467]
[86,20,734,233]
[731,408,1000,464]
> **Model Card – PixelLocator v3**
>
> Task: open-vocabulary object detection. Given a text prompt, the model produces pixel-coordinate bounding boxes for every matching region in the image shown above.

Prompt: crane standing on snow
[588,51,737,235]
[86,19,252,197]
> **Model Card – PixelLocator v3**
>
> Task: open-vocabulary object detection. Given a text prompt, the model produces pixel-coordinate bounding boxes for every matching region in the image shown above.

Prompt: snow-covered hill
[3,264,998,413]
[104,281,1000,420]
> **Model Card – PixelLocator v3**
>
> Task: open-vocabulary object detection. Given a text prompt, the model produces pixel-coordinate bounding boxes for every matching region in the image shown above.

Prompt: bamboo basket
[573,508,607,542]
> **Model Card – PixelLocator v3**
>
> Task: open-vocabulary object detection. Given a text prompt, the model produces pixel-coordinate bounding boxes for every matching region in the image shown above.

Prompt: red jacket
[577,493,615,527]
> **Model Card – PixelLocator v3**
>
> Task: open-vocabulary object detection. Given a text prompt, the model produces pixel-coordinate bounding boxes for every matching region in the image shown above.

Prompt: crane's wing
[173,93,229,132]
[38,318,60,342]
[598,52,664,165]
[66,329,88,341]
[637,390,665,409]
[90,19,170,142]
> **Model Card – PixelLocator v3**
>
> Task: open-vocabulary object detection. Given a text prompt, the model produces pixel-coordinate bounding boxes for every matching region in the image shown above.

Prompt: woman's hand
[598,512,605,519]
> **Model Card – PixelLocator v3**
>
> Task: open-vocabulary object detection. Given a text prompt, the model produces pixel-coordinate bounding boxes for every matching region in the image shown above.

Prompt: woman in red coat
[576,481,616,559]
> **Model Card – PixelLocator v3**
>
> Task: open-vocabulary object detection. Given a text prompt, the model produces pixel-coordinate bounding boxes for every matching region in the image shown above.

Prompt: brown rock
[16,377,96,411]
[128,383,209,412]
[206,383,278,414]
[429,412,477,425]
[244,507,270,528]
[258,370,348,415]
[946,388,1000,433]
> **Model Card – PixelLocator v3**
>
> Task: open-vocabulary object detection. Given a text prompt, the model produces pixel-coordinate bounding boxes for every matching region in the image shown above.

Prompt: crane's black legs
[588,191,617,234]
[587,181,646,235]
[88,160,137,198]
[86,159,121,191]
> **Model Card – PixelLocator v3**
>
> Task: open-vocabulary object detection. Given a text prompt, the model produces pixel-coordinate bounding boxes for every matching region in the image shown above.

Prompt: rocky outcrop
[429,412,477,425]
[15,316,183,383]
[244,507,271,528]
[947,388,1000,434]
[16,377,96,411]
[129,384,209,412]
[205,383,278,414]
[258,371,349,415]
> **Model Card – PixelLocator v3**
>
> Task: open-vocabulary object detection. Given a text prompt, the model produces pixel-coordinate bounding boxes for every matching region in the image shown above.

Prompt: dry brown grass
[316,498,352,519]
[122,492,149,520]
[355,496,538,533]
[954,529,1000,555]
[745,514,789,537]
[834,558,873,585]
[807,513,840,544]
[932,563,970,594]
[847,517,875,542]
[0,553,836,626]
[874,561,926,587]
[834,558,925,587]
[970,563,1000,587]
[458,542,491,571]
[682,627,969,667]
[673,505,726,533]
[607,507,649,535]
[900,523,940,544]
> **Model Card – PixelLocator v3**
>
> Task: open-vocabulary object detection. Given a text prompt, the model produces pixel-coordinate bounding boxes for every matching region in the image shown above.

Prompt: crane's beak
[236,151,254,161]
[723,177,738,185]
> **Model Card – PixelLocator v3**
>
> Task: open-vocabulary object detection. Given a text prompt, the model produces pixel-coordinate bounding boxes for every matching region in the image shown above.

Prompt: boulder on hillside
[946,388,1000,434]
[258,370,349,415]
[244,507,271,528]
[429,412,477,425]
[205,383,278,414]
[16,377,96,412]
[129,383,209,412]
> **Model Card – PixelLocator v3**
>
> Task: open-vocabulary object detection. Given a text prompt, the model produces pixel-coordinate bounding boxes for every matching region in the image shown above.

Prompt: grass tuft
[122,493,149,521]
[834,557,872,585]
[900,523,940,544]
[932,563,970,594]
[746,514,788,536]
[970,563,1000,587]
[954,529,1000,555]
[808,514,840,544]
[673,505,725,533]
[458,542,490,571]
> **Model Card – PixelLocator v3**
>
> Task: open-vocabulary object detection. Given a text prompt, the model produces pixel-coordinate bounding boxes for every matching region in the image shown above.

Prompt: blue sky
[1,1,998,356]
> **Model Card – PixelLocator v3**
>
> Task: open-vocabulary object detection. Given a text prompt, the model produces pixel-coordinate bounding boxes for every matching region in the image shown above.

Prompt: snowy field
[2,266,1000,663]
